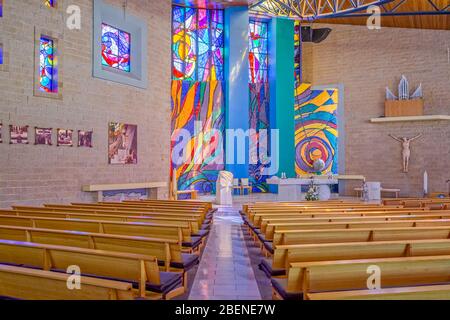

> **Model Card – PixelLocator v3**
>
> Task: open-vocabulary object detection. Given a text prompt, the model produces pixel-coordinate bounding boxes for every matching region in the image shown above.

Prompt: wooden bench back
[69,203,207,214]
[0,224,182,270]
[274,226,450,246]
[0,264,137,300]
[0,239,161,298]
[273,239,450,269]
[0,214,187,242]
[287,255,450,294]
[2,209,199,233]
[262,213,450,238]
[307,284,450,300]
[268,218,450,241]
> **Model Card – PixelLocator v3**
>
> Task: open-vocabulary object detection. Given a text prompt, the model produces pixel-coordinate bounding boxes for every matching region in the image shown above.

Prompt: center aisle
[188,206,262,300]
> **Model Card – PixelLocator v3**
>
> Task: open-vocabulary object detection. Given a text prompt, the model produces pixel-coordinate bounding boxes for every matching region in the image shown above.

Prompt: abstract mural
[101,23,131,72]
[295,83,339,176]
[172,6,224,82]
[39,37,57,93]
[171,80,225,195]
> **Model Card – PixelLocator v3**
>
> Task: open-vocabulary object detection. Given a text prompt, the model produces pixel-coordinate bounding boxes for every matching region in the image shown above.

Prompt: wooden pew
[0,264,138,300]
[264,218,450,241]
[0,214,203,251]
[0,239,183,299]
[261,213,450,239]
[2,209,200,234]
[272,239,450,271]
[0,224,197,288]
[307,284,450,300]
[273,226,450,246]
[13,206,205,230]
[279,255,450,300]
[70,202,208,214]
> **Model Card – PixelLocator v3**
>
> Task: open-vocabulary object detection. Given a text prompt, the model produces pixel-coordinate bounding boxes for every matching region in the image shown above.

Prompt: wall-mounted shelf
[370,115,450,123]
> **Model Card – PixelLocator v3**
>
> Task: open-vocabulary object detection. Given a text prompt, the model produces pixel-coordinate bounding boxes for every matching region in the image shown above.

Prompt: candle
[424,171,428,196]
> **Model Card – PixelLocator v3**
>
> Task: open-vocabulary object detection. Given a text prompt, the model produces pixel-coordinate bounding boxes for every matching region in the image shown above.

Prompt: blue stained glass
[39,37,57,93]
[0,45,3,65]
[101,23,131,72]
[172,6,224,81]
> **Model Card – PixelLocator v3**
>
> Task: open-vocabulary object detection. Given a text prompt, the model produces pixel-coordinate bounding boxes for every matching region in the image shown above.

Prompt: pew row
[0,264,139,300]
[0,239,183,299]
[272,255,450,300]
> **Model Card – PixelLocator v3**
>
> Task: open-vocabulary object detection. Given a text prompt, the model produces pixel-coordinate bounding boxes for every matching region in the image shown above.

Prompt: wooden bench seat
[0,239,184,299]
[261,213,450,239]
[260,238,450,278]
[0,214,205,251]
[272,226,450,246]
[272,255,450,300]
[0,224,198,288]
[264,218,450,241]
[2,209,202,235]
[0,264,139,300]
[306,284,450,300]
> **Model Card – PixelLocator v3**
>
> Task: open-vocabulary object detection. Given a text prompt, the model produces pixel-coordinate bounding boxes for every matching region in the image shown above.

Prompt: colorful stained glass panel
[171,6,224,82]
[101,23,131,72]
[249,20,269,83]
[44,0,54,7]
[0,44,3,65]
[0,0,3,17]
[39,37,57,93]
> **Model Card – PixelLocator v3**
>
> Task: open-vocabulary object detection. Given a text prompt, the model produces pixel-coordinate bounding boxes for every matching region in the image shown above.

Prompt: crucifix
[389,134,422,173]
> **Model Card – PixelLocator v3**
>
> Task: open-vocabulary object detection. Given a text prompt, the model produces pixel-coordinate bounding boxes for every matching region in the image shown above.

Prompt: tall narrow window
[172,6,224,82]
[0,0,3,17]
[44,0,55,7]
[0,44,3,65]
[101,24,131,72]
[249,20,268,83]
[39,37,57,93]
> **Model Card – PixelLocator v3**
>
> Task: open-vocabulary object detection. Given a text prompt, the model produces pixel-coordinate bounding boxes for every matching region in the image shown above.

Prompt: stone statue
[389,134,422,173]
[216,171,233,205]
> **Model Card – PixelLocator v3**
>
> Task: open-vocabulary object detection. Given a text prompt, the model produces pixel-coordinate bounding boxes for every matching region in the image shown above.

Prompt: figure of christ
[389,134,422,173]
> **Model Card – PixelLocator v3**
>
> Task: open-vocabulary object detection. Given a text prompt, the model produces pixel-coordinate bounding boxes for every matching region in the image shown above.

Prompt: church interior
[0,0,449,301]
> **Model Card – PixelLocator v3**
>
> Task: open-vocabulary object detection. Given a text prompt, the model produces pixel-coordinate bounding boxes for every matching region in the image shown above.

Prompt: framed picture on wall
[57,129,73,147]
[108,122,137,165]
[34,127,52,146]
[78,130,93,148]
[10,125,29,144]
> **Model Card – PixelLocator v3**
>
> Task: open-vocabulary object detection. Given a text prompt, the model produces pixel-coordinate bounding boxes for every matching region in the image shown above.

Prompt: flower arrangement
[305,178,320,201]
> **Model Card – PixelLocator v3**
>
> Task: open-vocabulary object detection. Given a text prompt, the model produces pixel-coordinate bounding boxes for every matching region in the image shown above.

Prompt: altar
[266,175,365,201]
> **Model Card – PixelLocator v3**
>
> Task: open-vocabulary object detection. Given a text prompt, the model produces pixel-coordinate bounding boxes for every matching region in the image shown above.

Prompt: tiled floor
[188,206,262,300]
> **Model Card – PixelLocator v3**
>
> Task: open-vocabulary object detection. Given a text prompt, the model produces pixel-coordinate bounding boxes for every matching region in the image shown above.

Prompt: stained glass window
[0,0,3,17]
[249,20,269,84]
[39,37,57,93]
[44,0,55,7]
[172,6,224,82]
[0,44,3,65]
[101,23,131,72]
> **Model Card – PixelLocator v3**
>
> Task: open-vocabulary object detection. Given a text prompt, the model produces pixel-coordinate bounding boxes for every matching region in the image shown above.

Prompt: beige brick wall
[0,0,172,207]
[307,24,450,197]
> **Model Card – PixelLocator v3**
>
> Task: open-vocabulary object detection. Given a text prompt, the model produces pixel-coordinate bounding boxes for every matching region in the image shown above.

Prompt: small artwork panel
[78,130,93,148]
[35,127,52,145]
[102,188,148,202]
[108,122,137,165]
[10,125,29,144]
[57,129,73,147]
